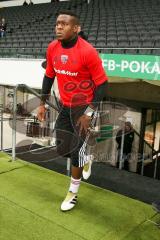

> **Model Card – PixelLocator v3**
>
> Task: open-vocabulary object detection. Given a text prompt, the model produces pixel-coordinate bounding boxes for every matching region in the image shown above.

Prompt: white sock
[69,176,81,194]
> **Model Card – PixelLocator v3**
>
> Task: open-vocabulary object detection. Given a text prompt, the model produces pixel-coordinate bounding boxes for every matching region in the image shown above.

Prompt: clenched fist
[37,104,46,122]
[76,114,91,136]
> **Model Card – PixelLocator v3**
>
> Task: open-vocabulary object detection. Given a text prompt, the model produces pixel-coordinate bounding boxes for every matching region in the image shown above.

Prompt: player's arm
[77,81,108,135]
[38,75,55,122]
[86,47,108,112]
[38,43,55,121]
[41,75,55,103]
[85,80,108,113]
[77,48,108,135]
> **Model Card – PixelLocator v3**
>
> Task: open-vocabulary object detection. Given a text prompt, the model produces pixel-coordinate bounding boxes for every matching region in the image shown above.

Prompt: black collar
[61,36,78,49]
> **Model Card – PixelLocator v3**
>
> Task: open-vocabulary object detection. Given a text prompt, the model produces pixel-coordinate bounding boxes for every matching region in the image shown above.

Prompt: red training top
[45,36,108,107]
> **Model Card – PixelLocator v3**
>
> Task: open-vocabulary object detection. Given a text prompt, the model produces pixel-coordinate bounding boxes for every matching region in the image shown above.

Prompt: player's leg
[55,107,74,158]
[60,129,84,211]
[61,106,92,211]
[60,165,83,211]
[55,107,81,211]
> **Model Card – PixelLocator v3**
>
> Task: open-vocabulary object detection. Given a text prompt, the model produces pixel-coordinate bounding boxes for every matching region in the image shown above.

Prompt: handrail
[18,84,59,112]
[133,129,159,154]
[7,83,160,179]
[12,84,59,160]
[133,129,160,179]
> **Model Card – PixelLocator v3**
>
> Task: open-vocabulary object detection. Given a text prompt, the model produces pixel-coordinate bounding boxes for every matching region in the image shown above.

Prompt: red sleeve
[45,43,56,78]
[85,47,108,86]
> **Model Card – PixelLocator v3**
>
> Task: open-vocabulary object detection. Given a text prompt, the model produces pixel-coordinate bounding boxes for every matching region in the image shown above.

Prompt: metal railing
[1,84,160,179]
[115,127,160,179]
[134,129,160,179]
[11,84,59,160]
[0,104,3,151]
[0,84,72,175]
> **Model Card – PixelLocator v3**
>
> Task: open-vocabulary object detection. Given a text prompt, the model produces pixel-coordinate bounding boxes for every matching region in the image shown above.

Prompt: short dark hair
[57,10,80,25]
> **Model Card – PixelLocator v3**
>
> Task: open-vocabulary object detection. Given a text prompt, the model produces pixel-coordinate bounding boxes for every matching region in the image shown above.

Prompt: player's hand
[76,114,91,136]
[37,104,46,122]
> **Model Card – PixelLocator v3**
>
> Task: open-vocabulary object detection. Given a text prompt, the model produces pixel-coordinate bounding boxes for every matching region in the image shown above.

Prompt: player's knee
[56,139,71,157]
[71,158,79,167]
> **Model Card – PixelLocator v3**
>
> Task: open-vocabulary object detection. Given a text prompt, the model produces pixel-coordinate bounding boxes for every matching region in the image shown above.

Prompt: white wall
[0,0,69,8]
[0,58,45,89]
[0,0,51,8]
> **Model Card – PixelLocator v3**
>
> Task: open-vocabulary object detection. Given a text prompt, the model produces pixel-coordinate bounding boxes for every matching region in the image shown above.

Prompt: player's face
[55,14,78,41]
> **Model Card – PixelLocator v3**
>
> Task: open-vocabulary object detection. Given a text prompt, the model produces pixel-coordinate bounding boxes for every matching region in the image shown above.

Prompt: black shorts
[55,105,95,167]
